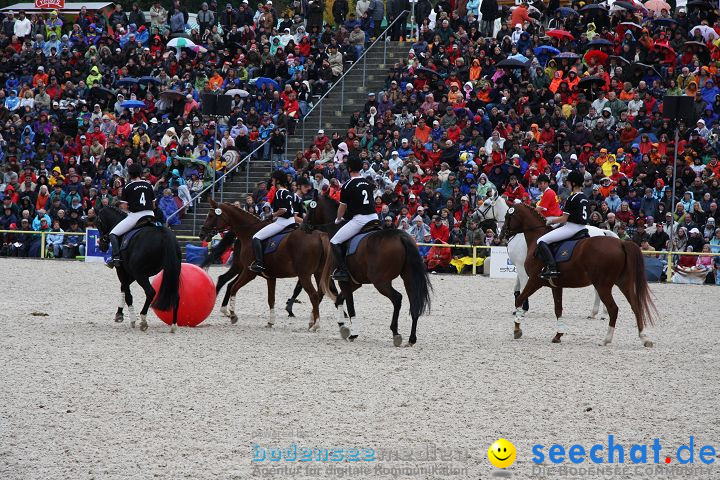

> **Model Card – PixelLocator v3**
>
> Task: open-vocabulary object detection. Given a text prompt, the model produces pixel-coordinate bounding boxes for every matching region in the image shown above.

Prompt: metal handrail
[165,137,271,231]
[297,10,410,144]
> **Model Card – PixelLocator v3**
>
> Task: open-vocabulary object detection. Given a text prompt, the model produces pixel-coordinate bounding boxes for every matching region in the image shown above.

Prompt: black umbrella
[496,58,530,69]
[416,67,444,77]
[614,1,639,10]
[634,63,663,77]
[684,41,709,51]
[586,38,613,49]
[578,76,606,89]
[609,55,632,66]
[687,0,712,8]
[580,4,607,12]
[90,86,116,99]
[653,17,678,26]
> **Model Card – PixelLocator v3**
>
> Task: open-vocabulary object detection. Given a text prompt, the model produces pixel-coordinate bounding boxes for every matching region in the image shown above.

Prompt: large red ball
[151,263,216,327]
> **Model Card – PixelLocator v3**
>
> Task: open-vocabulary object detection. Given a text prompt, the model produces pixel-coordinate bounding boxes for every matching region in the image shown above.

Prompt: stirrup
[331,268,350,281]
[249,261,266,273]
[539,267,559,279]
[105,257,120,269]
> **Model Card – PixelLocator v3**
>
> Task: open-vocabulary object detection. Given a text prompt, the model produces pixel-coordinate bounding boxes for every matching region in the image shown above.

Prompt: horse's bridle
[501,206,549,240]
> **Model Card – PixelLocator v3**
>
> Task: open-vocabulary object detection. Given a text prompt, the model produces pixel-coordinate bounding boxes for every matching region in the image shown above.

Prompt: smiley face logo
[488,438,516,469]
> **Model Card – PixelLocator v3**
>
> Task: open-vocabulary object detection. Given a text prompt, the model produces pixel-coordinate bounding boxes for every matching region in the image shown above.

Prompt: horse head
[501,201,545,240]
[303,194,338,231]
[200,198,231,241]
[96,206,127,251]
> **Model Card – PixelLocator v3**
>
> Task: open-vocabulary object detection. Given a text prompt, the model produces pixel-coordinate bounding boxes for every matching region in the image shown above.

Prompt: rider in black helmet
[249,170,294,273]
[535,169,589,279]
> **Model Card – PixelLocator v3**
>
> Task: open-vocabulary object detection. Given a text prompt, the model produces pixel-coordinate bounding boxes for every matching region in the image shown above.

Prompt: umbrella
[116,77,138,86]
[580,4,607,12]
[690,25,719,42]
[644,0,671,13]
[614,1,640,10]
[684,41,709,51]
[120,100,146,109]
[546,29,574,41]
[159,90,185,102]
[534,46,560,56]
[254,77,280,90]
[225,88,250,97]
[555,7,579,16]
[609,55,632,66]
[584,50,609,65]
[167,37,196,49]
[654,43,676,57]
[191,45,208,54]
[89,86,116,98]
[169,32,193,39]
[618,22,643,30]
[416,66,444,77]
[634,63,663,77]
[578,76,606,89]
[496,58,530,69]
[138,76,161,85]
[586,38,613,48]
[653,18,678,26]
[555,52,581,59]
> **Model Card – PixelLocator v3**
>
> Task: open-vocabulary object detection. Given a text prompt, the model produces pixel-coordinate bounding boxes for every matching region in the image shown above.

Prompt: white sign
[490,246,517,279]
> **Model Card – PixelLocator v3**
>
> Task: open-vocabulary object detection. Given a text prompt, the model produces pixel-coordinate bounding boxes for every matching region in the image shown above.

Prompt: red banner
[35,0,65,9]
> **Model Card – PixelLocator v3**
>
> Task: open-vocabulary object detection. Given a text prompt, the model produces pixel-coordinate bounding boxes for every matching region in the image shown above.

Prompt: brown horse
[312,197,433,346]
[200,199,329,330]
[501,203,656,347]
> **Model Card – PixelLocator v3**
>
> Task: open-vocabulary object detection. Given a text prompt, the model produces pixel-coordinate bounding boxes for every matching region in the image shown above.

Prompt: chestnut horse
[200,199,329,330]
[310,196,433,346]
[501,203,656,347]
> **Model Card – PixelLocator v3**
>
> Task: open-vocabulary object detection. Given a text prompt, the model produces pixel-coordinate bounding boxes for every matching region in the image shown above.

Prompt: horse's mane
[225,202,262,221]
[520,202,549,226]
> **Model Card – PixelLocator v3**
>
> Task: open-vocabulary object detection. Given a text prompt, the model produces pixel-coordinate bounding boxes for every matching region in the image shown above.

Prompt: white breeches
[110,210,156,236]
[252,216,295,240]
[330,214,378,245]
[537,222,586,245]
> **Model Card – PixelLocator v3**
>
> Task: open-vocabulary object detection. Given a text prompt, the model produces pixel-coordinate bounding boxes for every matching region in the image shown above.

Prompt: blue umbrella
[116,77,139,86]
[138,76,161,85]
[555,7,579,16]
[534,46,560,56]
[254,77,280,90]
[120,100,146,109]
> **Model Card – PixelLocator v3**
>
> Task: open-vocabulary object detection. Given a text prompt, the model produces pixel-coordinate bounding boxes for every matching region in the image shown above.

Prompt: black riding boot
[331,243,350,281]
[249,238,266,273]
[537,241,559,279]
[105,234,121,269]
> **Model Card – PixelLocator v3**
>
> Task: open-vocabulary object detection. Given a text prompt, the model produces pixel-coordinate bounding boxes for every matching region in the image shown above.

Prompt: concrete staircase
[173,41,410,254]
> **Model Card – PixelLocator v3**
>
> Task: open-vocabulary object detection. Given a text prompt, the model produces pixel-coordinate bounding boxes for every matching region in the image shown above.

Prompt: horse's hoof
[587,315,595,319]
[404,341,415,347]
[170,325,177,334]
[265,323,273,328]
[140,323,148,332]
[311,322,320,332]
[339,324,351,340]
[287,312,295,318]
[643,340,654,348]
[514,329,523,339]
[130,321,136,329]
[220,307,231,318]
[114,314,124,323]
[230,315,238,324]
[393,334,403,347]
[551,336,562,344]
[348,335,358,342]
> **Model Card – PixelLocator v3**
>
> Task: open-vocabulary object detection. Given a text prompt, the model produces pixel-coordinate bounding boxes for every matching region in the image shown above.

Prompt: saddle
[119,215,162,252]
[344,220,382,256]
[547,229,590,264]
[263,223,299,254]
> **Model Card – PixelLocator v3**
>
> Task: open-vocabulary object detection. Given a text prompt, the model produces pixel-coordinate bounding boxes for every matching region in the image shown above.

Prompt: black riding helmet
[566,169,584,188]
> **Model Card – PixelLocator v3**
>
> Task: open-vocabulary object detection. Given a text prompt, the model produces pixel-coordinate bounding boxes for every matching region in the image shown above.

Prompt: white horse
[481,196,614,319]
[472,189,509,232]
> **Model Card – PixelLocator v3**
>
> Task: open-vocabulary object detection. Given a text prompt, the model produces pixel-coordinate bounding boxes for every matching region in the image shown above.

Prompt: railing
[4,228,717,282]
[297,10,410,148]
[164,137,271,236]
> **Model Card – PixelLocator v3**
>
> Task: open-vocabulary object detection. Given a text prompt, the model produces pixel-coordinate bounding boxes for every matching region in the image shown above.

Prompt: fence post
[41,231,46,259]
[666,250,673,282]
[472,246,477,275]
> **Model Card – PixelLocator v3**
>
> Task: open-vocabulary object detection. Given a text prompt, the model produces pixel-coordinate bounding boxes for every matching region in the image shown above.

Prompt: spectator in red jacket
[430,215,450,242]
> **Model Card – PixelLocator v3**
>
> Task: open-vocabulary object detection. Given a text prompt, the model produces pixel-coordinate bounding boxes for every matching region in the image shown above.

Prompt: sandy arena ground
[1,258,719,480]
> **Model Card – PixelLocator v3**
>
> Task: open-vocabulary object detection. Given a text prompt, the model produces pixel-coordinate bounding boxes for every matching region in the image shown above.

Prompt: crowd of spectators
[255,0,720,282]
[0,0,388,257]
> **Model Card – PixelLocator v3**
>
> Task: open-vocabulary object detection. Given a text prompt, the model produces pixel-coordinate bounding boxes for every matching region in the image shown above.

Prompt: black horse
[201,231,242,318]
[96,206,181,332]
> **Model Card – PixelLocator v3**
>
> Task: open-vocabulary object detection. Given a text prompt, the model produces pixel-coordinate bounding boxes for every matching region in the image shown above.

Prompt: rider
[330,157,378,281]
[249,170,295,273]
[535,174,563,223]
[106,163,155,268]
[536,169,588,279]
[294,177,313,223]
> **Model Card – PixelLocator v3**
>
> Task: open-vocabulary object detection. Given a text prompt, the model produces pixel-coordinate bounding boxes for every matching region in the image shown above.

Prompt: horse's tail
[151,228,181,311]
[621,241,657,329]
[399,232,432,318]
[201,231,236,269]
[319,233,337,303]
